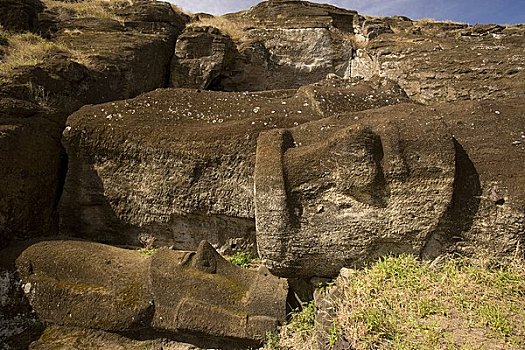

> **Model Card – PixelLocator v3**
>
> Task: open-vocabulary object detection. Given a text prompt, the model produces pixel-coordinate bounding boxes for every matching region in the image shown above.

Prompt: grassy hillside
[271,253,525,350]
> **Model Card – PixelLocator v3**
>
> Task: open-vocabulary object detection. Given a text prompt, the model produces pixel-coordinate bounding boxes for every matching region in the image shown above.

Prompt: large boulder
[227,0,359,31]
[116,0,190,34]
[7,1,189,115]
[59,79,408,251]
[221,26,355,91]
[16,240,288,347]
[174,0,359,91]
[10,20,178,115]
[255,98,525,278]
[171,26,237,89]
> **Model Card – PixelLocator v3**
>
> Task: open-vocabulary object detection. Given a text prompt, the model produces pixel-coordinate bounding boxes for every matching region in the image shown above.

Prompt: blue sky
[170,0,525,24]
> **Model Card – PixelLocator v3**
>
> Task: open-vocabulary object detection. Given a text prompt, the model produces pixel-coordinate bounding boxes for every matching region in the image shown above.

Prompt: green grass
[289,301,316,333]
[137,247,157,256]
[227,251,259,268]
[278,254,525,350]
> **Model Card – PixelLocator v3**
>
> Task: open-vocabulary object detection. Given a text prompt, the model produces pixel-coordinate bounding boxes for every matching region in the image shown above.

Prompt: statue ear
[192,241,217,274]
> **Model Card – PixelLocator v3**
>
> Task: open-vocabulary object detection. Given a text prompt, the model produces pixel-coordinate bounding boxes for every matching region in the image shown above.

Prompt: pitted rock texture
[0,268,41,349]
[59,79,408,250]
[254,98,525,278]
[16,240,288,347]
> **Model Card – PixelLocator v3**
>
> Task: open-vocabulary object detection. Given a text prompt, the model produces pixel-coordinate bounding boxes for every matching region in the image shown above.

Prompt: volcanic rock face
[177,0,525,100]
[0,0,43,32]
[0,0,189,249]
[352,22,525,103]
[0,99,65,250]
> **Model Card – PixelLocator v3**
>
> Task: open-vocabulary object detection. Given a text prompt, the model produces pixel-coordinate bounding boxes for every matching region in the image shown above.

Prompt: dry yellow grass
[0,29,70,77]
[42,0,132,22]
[187,16,250,42]
[274,253,525,350]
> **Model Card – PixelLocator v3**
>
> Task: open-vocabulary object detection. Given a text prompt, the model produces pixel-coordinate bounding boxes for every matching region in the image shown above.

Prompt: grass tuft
[187,17,250,42]
[227,251,259,268]
[137,247,157,256]
[42,0,131,22]
[0,29,70,76]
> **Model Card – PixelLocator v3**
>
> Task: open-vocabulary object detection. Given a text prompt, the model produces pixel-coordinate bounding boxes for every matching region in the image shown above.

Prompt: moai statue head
[254,105,457,278]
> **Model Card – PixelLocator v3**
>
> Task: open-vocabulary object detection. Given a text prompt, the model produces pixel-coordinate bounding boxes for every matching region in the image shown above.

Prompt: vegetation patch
[187,17,250,42]
[227,251,259,268]
[274,254,525,350]
[0,29,70,78]
[137,247,157,256]
[42,0,131,22]
[137,233,156,256]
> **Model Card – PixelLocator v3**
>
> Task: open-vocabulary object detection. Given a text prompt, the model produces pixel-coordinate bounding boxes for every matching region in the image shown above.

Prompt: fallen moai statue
[255,101,525,278]
[58,78,407,252]
[16,240,288,347]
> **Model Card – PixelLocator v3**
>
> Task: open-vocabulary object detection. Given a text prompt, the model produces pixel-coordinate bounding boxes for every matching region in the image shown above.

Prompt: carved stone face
[255,106,457,278]
[16,240,288,345]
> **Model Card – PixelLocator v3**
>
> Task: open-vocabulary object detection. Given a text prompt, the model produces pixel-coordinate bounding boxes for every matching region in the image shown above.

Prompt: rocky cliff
[0,0,524,348]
